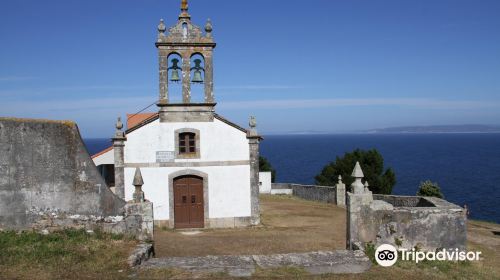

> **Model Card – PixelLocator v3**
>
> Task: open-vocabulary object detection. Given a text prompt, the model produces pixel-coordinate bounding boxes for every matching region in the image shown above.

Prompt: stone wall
[347,193,466,251]
[372,194,435,207]
[0,118,153,240]
[291,184,337,204]
[271,183,345,207]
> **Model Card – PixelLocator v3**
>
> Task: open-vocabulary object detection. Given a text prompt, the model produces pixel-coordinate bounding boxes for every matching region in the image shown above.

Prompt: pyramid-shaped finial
[133,168,144,187]
[351,162,365,194]
[132,168,145,203]
[351,161,364,178]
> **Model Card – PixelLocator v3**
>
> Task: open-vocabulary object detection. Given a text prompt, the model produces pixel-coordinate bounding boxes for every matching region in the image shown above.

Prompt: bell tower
[156,0,216,122]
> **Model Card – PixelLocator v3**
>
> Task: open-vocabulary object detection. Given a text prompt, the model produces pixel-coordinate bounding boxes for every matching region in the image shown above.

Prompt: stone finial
[352,162,364,178]
[179,0,190,19]
[335,175,346,207]
[247,116,259,137]
[249,116,257,128]
[114,117,125,138]
[133,168,145,203]
[158,19,166,36]
[181,0,188,11]
[116,117,123,130]
[351,161,365,194]
[364,181,370,193]
[133,168,144,186]
[205,18,213,38]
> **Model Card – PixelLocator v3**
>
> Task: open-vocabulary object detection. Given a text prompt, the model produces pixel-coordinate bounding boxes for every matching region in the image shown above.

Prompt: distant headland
[267,124,500,135]
[366,124,500,134]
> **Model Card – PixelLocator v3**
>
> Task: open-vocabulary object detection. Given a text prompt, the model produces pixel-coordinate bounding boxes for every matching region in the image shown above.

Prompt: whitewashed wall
[124,165,251,221]
[259,172,272,194]
[124,119,249,163]
[92,148,113,166]
[121,118,252,221]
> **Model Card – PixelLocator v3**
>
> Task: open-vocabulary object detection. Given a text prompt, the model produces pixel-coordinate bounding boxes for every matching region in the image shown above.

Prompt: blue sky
[1,0,499,137]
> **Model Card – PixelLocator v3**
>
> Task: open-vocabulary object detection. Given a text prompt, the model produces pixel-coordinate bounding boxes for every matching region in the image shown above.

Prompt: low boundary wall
[271,182,345,207]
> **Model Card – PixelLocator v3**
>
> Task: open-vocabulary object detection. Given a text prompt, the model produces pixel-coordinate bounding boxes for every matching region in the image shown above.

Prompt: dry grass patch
[153,194,346,257]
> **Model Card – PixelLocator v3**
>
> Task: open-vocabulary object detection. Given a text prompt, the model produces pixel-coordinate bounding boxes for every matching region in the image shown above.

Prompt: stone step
[141,250,371,277]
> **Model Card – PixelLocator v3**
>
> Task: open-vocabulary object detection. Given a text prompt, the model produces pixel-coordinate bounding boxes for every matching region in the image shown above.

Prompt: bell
[169,58,181,83]
[192,70,203,83]
[190,58,204,84]
[170,69,180,82]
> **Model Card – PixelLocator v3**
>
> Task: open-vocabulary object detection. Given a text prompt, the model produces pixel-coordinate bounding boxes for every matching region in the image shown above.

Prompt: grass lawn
[0,229,138,280]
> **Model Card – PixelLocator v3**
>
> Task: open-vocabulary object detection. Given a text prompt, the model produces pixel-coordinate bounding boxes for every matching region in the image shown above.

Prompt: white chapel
[92,0,262,229]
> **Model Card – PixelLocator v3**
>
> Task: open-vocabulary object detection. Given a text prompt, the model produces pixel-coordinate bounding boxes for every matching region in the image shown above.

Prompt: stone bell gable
[156,0,215,106]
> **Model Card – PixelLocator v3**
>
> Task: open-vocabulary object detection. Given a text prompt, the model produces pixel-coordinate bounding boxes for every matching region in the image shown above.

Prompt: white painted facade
[92,148,113,166]
[93,117,253,223]
[271,189,293,195]
[259,172,272,194]
[124,118,249,163]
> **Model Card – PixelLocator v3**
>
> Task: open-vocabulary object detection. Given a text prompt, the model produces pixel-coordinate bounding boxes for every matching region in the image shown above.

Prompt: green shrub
[315,149,396,194]
[417,180,444,198]
[364,242,377,264]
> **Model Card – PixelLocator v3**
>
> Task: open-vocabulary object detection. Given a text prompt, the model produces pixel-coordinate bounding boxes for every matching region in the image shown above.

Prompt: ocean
[84,133,500,224]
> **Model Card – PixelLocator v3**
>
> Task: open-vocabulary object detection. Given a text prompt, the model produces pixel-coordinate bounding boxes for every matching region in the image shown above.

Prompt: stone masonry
[247,116,262,225]
[0,117,153,241]
[346,161,467,251]
[112,117,126,200]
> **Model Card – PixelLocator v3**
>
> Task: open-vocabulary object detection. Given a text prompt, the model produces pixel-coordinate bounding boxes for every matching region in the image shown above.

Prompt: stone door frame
[168,169,209,228]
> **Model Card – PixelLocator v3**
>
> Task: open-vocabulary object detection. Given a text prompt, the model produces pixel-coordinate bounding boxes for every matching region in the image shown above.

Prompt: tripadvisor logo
[374,244,482,267]
[375,244,398,267]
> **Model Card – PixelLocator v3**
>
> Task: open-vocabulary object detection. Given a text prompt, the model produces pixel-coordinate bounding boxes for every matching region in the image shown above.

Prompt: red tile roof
[127,113,158,129]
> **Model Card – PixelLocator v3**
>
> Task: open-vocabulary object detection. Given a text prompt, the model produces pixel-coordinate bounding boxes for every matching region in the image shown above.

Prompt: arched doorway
[173,175,204,229]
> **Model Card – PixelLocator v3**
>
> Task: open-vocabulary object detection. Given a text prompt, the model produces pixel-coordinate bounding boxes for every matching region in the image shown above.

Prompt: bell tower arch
[156,0,216,122]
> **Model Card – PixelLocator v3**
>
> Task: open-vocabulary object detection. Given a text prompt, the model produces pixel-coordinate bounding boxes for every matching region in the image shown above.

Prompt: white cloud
[217,85,304,90]
[218,98,500,110]
[43,85,152,92]
[1,96,499,122]
[0,97,157,114]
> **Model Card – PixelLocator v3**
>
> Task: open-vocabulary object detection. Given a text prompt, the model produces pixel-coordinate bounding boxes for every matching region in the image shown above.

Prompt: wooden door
[173,176,204,229]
